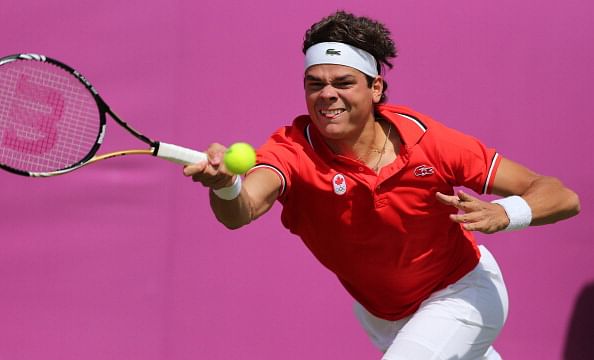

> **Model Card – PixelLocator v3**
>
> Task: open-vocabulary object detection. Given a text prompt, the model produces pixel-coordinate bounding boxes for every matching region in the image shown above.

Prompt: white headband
[304,42,379,77]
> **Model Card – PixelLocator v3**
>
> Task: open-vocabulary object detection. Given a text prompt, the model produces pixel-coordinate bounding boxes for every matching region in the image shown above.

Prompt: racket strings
[0,60,100,173]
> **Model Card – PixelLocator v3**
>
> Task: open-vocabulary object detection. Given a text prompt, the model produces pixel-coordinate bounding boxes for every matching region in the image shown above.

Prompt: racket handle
[156,142,207,165]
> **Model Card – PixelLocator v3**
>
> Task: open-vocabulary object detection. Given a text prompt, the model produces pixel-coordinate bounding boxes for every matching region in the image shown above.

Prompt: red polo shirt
[249,104,502,320]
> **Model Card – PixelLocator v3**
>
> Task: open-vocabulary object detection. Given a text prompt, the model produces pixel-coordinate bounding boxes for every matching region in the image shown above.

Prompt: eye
[305,81,324,91]
[333,81,354,89]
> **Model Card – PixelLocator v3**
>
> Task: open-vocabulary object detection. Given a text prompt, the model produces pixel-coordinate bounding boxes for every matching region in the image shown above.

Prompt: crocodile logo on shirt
[414,165,434,177]
[332,173,347,195]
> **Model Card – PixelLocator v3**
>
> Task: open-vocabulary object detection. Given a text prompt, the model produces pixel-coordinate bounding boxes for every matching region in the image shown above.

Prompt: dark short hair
[303,11,398,102]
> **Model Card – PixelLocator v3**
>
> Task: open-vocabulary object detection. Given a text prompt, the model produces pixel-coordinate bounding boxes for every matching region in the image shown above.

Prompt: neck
[325,117,380,156]
[324,118,393,170]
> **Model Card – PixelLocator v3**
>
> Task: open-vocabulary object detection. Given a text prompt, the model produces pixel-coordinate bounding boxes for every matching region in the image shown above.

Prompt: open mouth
[319,108,345,119]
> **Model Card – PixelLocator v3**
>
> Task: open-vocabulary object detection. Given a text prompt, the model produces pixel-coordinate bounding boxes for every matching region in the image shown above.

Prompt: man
[184,11,580,360]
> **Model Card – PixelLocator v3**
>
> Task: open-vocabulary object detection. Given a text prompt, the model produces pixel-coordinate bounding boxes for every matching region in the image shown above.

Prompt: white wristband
[491,195,532,231]
[212,176,242,200]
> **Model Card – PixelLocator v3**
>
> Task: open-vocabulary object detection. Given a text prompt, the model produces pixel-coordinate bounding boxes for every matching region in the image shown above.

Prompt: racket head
[0,54,106,177]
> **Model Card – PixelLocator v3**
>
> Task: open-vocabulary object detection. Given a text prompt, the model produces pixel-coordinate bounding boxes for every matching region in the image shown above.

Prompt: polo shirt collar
[303,104,427,157]
[375,104,427,146]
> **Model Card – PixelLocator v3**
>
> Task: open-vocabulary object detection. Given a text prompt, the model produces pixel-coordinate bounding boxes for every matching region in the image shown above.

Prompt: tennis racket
[0,53,207,177]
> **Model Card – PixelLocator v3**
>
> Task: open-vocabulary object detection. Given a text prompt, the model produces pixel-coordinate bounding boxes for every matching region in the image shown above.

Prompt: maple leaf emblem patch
[332,174,347,195]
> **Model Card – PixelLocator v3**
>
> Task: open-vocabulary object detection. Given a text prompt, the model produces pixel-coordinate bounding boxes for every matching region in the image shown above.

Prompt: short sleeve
[429,123,502,194]
[246,126,300,198]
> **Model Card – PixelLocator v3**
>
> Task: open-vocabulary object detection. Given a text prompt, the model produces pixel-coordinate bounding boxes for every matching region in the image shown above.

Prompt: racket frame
[0,53,172,177]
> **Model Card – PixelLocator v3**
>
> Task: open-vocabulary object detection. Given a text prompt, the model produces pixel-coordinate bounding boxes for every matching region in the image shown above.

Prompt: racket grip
[156,142,207,165]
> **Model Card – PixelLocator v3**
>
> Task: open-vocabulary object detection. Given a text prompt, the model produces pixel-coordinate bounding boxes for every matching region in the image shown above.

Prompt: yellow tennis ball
[223,142,256,174]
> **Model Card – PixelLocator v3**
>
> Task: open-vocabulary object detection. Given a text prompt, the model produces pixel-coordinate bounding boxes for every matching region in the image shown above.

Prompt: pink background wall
[1,0,592,359]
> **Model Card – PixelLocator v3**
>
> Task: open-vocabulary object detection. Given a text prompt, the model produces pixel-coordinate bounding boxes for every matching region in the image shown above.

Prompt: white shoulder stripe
[249,164,287,197]
[482,153,500,194]
[396,113,428,132]
[305,124,314,149]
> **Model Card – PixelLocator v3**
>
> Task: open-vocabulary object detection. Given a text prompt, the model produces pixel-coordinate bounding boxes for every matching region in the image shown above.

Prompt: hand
[182,143,236,189]
[435,190,510,234]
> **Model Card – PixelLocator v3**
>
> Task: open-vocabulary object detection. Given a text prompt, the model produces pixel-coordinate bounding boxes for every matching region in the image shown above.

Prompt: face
[304,64,383,142]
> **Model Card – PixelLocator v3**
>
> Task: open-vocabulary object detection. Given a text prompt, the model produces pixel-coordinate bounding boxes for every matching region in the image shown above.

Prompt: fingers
[437,190,508,234]
[183,161,207,176]
[458,219,499,234]
[182,143,235,189]
[435,191,460,207]
[206,143,227,167]
[449,210,499,234]
[436,190,477,211]
[449,211,483,227]
[456,190,478,202]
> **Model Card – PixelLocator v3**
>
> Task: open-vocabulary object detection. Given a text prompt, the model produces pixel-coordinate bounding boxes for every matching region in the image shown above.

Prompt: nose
[319,84,338,101]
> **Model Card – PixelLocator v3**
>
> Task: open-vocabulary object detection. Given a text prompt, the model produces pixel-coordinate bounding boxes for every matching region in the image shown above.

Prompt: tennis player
[184,11,580,360]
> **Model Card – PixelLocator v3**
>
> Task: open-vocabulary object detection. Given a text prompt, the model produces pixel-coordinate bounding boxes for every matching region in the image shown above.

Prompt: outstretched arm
[436,158,580,233]
[183,143,281,229]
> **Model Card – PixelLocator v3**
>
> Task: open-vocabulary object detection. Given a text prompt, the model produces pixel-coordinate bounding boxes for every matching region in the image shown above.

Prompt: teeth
[320,109,344,115]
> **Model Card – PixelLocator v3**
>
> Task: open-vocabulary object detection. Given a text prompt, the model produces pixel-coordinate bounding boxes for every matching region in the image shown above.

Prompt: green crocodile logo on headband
[325,49,341,56]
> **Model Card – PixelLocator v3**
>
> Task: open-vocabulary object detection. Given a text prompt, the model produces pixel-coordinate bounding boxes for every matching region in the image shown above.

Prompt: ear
[371,76,384,104]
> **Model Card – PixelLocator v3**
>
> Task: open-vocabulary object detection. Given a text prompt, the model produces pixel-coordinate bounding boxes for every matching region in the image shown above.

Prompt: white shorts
[353,245,509,360]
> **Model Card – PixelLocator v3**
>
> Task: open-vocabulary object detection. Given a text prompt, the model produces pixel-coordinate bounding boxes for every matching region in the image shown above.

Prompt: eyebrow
[304,74,357,82]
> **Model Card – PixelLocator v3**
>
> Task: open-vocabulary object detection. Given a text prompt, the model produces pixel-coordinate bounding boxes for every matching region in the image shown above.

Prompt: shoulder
[378,104,452,131]
[377,104,486,146]
[376,104,449,146]
[266,115,312,147]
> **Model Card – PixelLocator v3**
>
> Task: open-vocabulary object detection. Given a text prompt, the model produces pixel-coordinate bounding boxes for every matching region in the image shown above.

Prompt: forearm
[441,158,581,234]
[208,169,281,230]
[490,158,580,228]
[209,187,254,229]
[183,143,281,230]
[519,176,580,226]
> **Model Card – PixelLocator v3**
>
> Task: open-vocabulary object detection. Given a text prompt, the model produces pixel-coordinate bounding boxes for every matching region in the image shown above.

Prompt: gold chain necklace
[371,123,391,172]
[357,122,392,172]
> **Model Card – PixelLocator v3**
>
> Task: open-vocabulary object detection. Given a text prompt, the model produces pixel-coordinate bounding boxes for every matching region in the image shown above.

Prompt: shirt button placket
[374,183,387,208]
